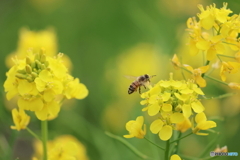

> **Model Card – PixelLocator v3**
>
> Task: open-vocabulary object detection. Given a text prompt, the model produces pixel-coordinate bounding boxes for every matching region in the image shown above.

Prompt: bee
[126,74,156,94]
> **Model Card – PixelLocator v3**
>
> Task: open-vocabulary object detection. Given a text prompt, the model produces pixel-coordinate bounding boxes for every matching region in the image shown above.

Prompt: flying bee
[126,74,156,94]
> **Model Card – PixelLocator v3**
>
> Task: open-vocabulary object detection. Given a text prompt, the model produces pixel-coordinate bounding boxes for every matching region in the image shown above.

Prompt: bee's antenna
[151,75,156,78]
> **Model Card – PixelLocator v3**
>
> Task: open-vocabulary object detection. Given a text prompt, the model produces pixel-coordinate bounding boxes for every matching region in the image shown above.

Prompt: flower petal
[150,119,164,134]
[159,125,172,141]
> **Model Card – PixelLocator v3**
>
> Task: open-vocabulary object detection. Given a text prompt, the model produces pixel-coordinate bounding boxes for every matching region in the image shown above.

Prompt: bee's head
[144,74,150,79]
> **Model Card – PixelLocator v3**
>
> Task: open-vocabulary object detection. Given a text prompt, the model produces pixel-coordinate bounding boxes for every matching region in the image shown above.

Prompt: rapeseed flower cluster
[124,73,216,141]
[173,3,240,90]
[32,135,89,160]
[4,49,88,121]
[185,3,240,89]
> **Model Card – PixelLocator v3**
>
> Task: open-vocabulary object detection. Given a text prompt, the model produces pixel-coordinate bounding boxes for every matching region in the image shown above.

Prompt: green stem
[179,56,187,80]
[179,66,228,86]
[222,41,238,46]
[144,137,165,151]
[216,54,235,59]
[170,132,193,144]
[199,133,220,158]
[165,140,170,160]
[204,75,228,85]
[26,127,41,141]
[202,60,210,78]
[41,120,48,160]
[105,132,149,159]
[200,92,236,100]
[174,132,182,154]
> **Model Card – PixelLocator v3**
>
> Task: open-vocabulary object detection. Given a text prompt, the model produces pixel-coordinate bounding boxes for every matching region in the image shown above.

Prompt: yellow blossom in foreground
[124,116,146,139]
[4,49,88,120]
[170,154,182,160]
[150,119,173,141]
[184,64,209,87]
[176,117,191,133]
[33,135,88,160]
[193,112,217,135]
[11,108,30,131]
[141,73,206,140]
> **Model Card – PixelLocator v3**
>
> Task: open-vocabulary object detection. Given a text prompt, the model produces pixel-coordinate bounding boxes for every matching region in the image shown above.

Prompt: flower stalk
[26,127,41,141]
[41,120,48,160]
[165,140,170,160]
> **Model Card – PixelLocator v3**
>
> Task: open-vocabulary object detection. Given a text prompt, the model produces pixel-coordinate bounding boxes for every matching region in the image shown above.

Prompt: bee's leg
[139,86,141,94]
[143,85,146,89]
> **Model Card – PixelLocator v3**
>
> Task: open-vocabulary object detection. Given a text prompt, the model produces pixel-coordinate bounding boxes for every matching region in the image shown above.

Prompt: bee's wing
[124,75,138,80]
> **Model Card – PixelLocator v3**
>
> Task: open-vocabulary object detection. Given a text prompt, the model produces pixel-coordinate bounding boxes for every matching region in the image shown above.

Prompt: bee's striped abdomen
[128,82,139,94]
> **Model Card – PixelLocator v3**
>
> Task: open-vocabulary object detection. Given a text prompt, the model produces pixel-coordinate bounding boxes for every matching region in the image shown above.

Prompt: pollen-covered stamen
[46,81,54,89]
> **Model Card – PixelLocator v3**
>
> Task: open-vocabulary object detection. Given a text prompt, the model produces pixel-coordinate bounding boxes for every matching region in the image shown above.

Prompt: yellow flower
[193,112,217,135]
[149,111,185,141]
[64,76,89,99]
[141,73,205,117]
[220,61,240,81]
[4,49,88,121]
[228,82,240,90]
[150,119,173,141]
[196,35,225,60]
[197,3,232,30]
[214,145,228,152]
[124,116,146,139]
[186,3,240,60]
[184,64,209,87]
[3,66,19,100]
[170,154,182,160]
[6,28,73,70]
[6,28,57,67]
[33,135,89,160]
[176,117,191,133]
[171,54,181,69]
[11,108,30,131]
[186,17,201,56]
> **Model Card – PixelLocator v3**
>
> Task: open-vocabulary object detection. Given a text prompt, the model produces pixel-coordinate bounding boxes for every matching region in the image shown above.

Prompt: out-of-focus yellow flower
[193,112,217,135]
[228,82,240,90]
[176,117,192,133]
[184,64,209,87]
[10,108,30,131]
[6,28,57,67]
[171,54,181,69]
[103,43,163,132]
[6,27,72,70]
[33,135,89,160]
[235,51,240,62]
[220,61,240,81]
[124,116,146,139]
[4,49,88,121]
[214,145,228,152]
[170,154,182,160]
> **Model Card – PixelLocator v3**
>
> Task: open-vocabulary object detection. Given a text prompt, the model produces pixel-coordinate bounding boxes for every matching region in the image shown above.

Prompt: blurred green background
[0,0,240,160]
